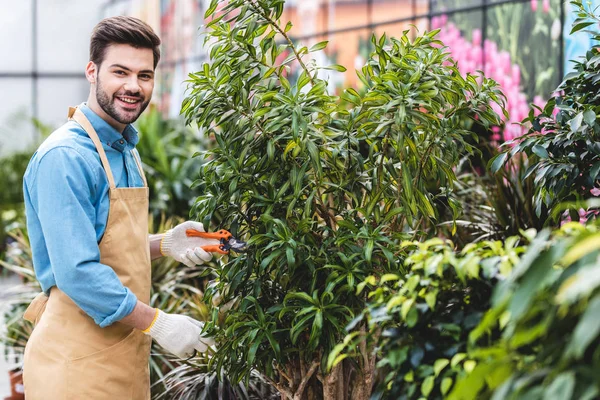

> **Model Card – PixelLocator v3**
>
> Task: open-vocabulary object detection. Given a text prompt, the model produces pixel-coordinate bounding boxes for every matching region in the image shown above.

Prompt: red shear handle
[201,245,229,255]
[186,229,232,240]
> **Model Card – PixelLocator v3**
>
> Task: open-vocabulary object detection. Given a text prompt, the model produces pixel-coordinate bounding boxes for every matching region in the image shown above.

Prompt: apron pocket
[67,329,140,400]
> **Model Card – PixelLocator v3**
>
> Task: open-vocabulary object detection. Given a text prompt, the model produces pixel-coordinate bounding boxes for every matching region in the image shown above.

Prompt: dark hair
[90,16,161,69]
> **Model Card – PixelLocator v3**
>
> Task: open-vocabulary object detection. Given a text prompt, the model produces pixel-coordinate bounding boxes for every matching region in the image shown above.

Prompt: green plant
[330,235,527,399]
[148,216,277,399]
[0,150,32,259]
[450,221,600,399]
[443,154,543,245]
[0,228,39,365]
[182,1,505,398]
[135,106,209,223]
[491,0,600,223]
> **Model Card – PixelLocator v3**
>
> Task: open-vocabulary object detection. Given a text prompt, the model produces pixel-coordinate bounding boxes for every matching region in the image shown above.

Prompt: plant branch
[263,374,294,400]
[275,363,294,386]
[292,361,319,400]
[245,0,315,86]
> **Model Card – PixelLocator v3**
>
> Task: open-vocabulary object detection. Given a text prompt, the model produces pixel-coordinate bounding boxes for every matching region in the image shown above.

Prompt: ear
[85,61,97,84]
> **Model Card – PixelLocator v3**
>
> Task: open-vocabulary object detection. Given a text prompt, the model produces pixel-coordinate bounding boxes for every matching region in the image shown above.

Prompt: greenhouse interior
[1,0,599,399]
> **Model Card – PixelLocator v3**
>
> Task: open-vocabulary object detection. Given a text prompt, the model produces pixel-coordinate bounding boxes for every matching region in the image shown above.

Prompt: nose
[123,76,141,94]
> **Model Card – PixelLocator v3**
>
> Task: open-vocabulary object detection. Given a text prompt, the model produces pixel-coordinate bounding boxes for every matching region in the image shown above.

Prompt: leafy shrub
[451,222,600,399]
[331,236,527,399]
[182,1,505,398]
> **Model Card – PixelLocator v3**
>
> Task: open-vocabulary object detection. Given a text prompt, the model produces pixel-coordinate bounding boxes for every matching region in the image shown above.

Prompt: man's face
[92,44,155,126]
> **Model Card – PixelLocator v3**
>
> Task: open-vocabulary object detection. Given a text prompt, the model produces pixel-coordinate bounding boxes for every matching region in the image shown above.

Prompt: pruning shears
[186,228,248,255]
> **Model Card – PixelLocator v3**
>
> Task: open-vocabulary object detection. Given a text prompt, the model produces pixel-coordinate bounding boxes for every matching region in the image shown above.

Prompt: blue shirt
[23,103,145,328]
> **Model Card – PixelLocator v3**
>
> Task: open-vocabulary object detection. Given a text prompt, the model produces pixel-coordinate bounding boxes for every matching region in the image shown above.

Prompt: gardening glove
[160,220,216,267]
[143,309,216,359]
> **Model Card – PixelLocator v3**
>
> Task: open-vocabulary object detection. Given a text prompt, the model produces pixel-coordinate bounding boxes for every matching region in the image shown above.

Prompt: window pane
[327,28,370,90]
[37,0,107,73]
[372,0,414,24]
[486,1,561,101]
[36,77,89,129]
[330,0,368,30]
[432,0,483,12]
[0,78,34,155]
[0,0,32,72]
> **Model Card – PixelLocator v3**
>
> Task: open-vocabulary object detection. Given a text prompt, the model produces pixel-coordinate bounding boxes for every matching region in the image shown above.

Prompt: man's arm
[149,233,164,261]
[29,147,138,328]
[120,300,156,330]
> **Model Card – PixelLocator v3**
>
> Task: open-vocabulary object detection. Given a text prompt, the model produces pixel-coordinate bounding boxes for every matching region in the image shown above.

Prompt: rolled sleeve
[27,146,138,326]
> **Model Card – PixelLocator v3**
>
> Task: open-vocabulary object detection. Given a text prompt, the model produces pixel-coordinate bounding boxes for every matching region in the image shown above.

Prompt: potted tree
[182,1,505,398]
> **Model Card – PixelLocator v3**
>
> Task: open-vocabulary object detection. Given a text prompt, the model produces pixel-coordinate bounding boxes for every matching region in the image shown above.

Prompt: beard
[95,76,150,125]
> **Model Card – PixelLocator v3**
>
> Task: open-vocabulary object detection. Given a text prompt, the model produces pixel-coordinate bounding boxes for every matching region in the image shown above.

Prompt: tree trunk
[323,363,343,400]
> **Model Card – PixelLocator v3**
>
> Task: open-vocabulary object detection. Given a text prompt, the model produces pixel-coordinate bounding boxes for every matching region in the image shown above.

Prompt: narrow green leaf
[309,41,328,52]
[323,64,347,72]
[489,152,508,174]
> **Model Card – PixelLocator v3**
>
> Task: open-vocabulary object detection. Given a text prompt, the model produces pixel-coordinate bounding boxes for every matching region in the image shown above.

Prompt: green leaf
[532,145,549,159]
[565,295,600,359]
[323,64,347,72]
[365,239,374,262]
[425,290,437,309]
[309,41,328,52]
[570,112,584,132]
[543,372,575,400]
[450,353,467,368]
[421,376,434,397]
[584,109,596,125]
[284,21,293,32]
[441,377,453,395]
[489,152,508,174]
[204,0,218,18]
[401,298,414,320]
[571,21,595,34]
[561,233,600,266]
[463,360,476,374]
[434,358,449,377]
[556,265,600,304]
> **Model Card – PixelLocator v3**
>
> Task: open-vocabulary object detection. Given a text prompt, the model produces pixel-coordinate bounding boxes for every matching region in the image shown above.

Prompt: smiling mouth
[115,96,142,108]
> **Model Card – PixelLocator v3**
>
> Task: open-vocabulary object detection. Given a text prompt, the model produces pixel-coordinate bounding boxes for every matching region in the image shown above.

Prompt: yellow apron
[22,106,152,399]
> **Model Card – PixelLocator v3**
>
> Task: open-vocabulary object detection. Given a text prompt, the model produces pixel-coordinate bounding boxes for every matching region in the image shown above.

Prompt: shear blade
[227,238,248,253]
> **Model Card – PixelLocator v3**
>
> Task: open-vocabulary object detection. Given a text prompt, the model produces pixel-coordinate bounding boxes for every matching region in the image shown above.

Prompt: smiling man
[21,16,215,399]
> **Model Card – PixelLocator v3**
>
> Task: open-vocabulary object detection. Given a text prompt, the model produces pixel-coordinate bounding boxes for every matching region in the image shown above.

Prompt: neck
[86,93,126,133]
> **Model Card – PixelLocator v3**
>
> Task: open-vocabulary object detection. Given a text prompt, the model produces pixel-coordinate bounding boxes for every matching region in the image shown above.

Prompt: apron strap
[68,106,116,189]
[131,150,148,187]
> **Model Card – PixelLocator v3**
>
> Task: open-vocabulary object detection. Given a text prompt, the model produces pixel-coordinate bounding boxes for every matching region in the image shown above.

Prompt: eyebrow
[109,64,154,75]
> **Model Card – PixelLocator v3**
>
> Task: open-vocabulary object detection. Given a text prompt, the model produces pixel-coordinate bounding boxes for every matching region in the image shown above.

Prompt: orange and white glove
[160,221,215,267]
[143,309,215,359]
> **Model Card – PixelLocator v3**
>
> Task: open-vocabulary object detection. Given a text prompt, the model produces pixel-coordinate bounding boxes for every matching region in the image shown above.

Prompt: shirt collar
[79,103,139,152]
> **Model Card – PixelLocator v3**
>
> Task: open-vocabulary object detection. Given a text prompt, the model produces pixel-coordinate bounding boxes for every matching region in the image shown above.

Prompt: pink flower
[472,29,482,46]
[542,0,550,13]
[531,0,538,11]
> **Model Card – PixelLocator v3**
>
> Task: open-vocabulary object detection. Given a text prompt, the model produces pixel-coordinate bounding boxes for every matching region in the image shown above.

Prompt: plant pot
[3,368,24,400]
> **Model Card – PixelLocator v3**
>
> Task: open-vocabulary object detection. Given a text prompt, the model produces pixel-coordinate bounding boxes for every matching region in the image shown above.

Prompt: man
[22,16,215,399]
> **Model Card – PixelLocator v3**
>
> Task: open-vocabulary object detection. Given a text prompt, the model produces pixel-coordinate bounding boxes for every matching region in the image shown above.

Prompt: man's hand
[143,309,215,359]
[160,221,215,267]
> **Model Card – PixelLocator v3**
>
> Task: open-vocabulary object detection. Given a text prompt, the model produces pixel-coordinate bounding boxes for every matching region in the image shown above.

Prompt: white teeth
[119,97,138,104]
